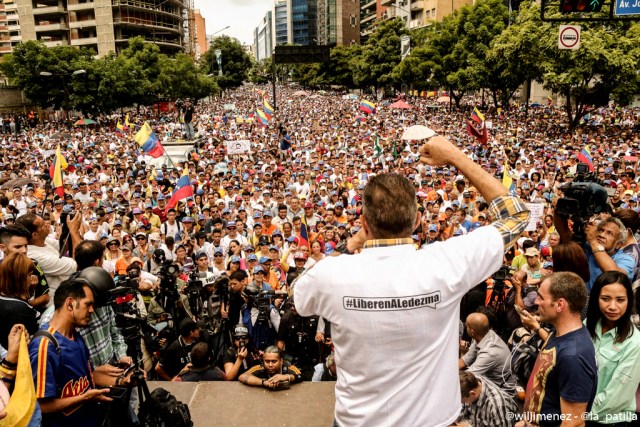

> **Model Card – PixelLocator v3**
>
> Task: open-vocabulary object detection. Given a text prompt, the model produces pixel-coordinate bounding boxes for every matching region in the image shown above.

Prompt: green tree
[351,18,408,92]
[0,40,98,112]
[202,35,253,90]
[487,1,547,108]
[323,45,362,88]
[158,54,218,101]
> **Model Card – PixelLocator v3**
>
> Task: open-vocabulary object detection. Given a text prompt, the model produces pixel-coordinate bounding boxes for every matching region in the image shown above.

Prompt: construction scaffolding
[317,0,327,44]
[183,0,196,58]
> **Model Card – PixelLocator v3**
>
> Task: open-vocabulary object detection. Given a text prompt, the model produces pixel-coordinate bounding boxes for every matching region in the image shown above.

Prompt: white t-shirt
[295,226,503,427]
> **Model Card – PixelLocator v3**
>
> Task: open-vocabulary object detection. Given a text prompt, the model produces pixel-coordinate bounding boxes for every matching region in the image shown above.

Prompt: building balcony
[113,17,181,33]
[4,2,17,11]
[409,18,424,28]
[360,13,376,24]
[71,36,97,46]
[32,5,66,15]
[10,35,21,41]
[35,22,69,32]
[361,0,377,10]
[70,19,96,29]
[42,40,65,47]
[411,1,424,11]
[0,46,11,53]
[381,0,395,5]
[8,24,20,31]
[68,2,95,11]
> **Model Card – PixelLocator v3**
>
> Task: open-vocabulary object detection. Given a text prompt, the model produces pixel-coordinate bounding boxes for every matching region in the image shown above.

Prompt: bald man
[459,312,515,392]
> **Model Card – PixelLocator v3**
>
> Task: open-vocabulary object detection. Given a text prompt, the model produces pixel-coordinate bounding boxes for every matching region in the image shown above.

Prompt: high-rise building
[290,0,317,45]
[254,10,273,62]
[14,0,190,57]
[274,0,289,46]
[318,0,360,46]
[360,0,384,39]
[193,9,207,60]
[0,0,21,57]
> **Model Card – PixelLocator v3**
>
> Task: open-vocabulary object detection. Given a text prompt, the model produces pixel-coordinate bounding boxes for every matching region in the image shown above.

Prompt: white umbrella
[401,125,436,141]
[436,96,450,103]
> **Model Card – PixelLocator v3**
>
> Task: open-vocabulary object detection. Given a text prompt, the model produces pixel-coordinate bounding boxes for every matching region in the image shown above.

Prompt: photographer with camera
[172,342,226,382]
[155,319,200,381]
[238,345,302,390]
[223,323,260,381]
[16,212,83,307]
[240,283,281,351]
[556,215,634,292]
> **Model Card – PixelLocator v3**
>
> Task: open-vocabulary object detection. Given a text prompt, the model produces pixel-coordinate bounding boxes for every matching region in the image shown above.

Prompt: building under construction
[14,0,197,57]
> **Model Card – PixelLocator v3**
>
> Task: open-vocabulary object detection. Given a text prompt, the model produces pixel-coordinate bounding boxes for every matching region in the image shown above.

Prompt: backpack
[138,387,193,427]
[509,332,543,388]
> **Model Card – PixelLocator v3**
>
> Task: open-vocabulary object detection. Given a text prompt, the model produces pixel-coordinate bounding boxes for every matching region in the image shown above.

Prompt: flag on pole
[116,121,127,133]
[373,132,383,158]
[125,114,131,128]
[577,146,594,171]
[263,98,274,118]
[256,109,270,125]
[471,107,485,125]
[547,96,553,106]
[359,100,376,115]
[49,144,67,198]
[502,163,516,195]
[135,122,164,158]
[165,167,194,212]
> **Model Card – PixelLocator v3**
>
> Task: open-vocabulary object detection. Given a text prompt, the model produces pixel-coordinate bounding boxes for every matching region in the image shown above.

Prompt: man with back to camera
[294,134,530,426]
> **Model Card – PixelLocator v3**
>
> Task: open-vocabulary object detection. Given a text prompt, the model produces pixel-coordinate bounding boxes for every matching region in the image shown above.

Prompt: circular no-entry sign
[558,25,581,50]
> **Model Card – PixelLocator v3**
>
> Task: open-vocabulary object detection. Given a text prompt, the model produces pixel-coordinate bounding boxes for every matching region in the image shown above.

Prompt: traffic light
[559,0,604,12]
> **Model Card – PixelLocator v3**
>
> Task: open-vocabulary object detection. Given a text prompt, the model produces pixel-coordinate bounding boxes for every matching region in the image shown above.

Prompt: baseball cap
[230,255,241,263]
[294,251,308,260]
[253,265,265,274]
[428,224,439,232]
[181,216,194,223]
[259,256,271,264]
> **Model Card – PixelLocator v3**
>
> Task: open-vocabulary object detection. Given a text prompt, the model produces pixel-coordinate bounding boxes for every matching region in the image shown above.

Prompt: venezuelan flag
[165,167,194,212]
[263,98,274,118]
[471,107,485,125]
[49,145,67,198]
[116,121,127,133]
[577,146,594,171]
[256,109,269,126]
[135,121,164,158]
[299,216,310,248]
[359,100,376,115]
[502,163,516,195]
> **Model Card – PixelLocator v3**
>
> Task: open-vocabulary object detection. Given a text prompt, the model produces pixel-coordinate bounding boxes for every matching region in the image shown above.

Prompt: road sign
[615,0,640,15]
[558,25,581,49]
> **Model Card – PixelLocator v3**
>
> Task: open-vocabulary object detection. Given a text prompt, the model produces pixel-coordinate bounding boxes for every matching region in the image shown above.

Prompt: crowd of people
[0,84,640,426]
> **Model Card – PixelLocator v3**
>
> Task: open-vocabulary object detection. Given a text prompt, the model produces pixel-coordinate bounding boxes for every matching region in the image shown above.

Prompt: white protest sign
[525,203,545,232]
[225,140,251,155]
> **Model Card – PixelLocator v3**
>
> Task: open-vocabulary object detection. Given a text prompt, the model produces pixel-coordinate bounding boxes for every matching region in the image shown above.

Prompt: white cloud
[194,0,274,45]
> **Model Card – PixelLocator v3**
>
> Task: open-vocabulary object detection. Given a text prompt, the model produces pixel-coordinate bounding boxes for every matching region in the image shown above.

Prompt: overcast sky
[194,0,273,45]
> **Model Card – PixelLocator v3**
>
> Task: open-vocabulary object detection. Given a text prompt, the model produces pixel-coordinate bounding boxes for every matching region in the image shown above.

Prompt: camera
[115,268,140,290]
[556,162,610,245]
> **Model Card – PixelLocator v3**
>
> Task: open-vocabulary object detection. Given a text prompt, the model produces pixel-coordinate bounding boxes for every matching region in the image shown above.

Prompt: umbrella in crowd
[74,118,96,125]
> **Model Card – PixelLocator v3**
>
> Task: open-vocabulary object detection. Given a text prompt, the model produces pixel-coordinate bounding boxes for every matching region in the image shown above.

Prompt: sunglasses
[227,227,236,230]
[214,254,223,257]
[136,237,146,240]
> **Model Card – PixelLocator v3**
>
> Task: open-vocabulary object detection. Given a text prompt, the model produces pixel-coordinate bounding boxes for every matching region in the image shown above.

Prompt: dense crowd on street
[1,84,640,426]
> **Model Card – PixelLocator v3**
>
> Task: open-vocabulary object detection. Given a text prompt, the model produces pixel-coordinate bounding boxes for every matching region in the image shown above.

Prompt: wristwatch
[593,244,606,254]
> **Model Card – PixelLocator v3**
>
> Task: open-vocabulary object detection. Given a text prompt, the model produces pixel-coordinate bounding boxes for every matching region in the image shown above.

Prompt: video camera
[115,268,140,290]
[556,162,610,245]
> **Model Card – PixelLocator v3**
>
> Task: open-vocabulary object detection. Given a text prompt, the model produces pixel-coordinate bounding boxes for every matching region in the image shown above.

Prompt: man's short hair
[229,270,247,282]
[0,224,30,245]
[459,370,479,398]
[15,213,38,243]
[54,278,92,310]
[179,318,197,337]
[74,240,105,270]
[363,174,417,238]
[547,272,588,314]
[263,345,282,359]
[190,342,210,369]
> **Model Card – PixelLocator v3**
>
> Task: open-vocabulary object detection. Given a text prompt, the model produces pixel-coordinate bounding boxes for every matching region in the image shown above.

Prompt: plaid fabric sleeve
[488,195,531,249]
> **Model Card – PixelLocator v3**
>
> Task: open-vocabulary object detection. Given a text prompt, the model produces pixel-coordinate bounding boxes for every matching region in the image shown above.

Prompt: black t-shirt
[0,296,39,348]
[276,311,319,364]
[222,346,260,378]
[523,327,597,427]
[227,292,244,330]
[179,366,226,382]
[158,337,193,377]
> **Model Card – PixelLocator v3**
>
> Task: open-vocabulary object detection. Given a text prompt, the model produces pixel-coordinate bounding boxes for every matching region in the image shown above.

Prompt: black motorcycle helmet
[76,267,115,307]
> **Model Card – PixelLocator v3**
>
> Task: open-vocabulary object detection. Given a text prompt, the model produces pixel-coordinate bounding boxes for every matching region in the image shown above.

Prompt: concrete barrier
[145,381,336,426]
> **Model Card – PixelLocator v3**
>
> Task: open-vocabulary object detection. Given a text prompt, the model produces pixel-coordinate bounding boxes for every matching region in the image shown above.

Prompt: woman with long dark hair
[585,271,640,426]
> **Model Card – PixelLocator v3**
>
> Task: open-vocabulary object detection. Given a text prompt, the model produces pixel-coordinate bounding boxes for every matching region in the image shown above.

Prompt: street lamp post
[40,69,86,118]
[209,26,230,75]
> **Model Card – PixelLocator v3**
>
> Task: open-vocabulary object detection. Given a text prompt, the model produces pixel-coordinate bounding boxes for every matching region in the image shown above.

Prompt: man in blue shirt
[584,217,634,292]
